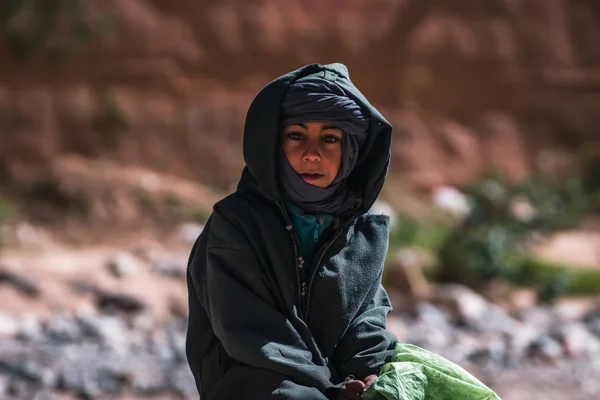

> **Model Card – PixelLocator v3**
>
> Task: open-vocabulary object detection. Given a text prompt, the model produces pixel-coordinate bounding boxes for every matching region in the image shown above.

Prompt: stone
[0,268,40,297]
[96,291,146,314]
[169,366,197,398]
[0,359,44,382]
[32,391,63,400]
[107,253,139,278]
[528,335,563,363]
[69,279,97,294]
[17,314,44,341]
[432,284,489,326]
[467,334,507,368]
[553,298,598,323]
[432,186,470,217]
[130,361,170,394]
[76,314,129,350]
[0,314,19,338]
[178,223,204,244]
[386,315,407,343]
[552,323,600,359]
[369,200,397,227]
[46,312,84,342]
[385,249,431,299]
[587,316,600,338]
[151,256,187,280]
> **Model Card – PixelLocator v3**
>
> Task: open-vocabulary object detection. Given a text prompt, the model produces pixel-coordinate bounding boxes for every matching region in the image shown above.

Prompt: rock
[369,200,397,226]
[6,379,29,399]
[168,296,188,319]
[515,306,556,331]
[432,186,470,217]
[415,302,451,329]
[32,390,63,400]
[476,304,521,334]
[0,359,44,382]
[467,334,506,368]
[386,315,407,342]
[107,253,139,278]
[552,323,600,359]
[165,319,188,363]
[46,312,84,342]
[509,194,536,223]
[0,268,40,297]
[0,375,7,398]
[76,314,128,350]
[169,366,197,399]
[553,298,598,323]
[433,284,488,324]
[151,330,175,361]
[69,279,97,294]
[151,256,187,280]
[96,291,146,314]
[17,314,44,341]
[0,314,19,338]
[508,289,538,312]
[178,223,204,244]
[385,249,431,299]
[587,316,600,338]
[528,335,563,364]
[504,324,542,363]
[55,345,103,398]
[96,367,127,394]
[405,304,453,352]
[130,361,170,394]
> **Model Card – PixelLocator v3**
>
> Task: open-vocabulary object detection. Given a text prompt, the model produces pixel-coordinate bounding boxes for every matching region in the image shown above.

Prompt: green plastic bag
[362,344,501,400]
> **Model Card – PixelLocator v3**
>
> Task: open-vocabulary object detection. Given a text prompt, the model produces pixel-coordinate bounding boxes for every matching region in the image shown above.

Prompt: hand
[339,379,365,400]
[363,374,378,389]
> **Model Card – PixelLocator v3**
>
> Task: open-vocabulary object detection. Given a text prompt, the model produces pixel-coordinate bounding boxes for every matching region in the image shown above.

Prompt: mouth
[300,173,324,183]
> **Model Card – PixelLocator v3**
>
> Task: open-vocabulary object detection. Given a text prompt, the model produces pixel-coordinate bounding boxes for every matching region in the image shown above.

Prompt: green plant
[0,0,105,61]
[434,166,598,296]
[91,91,130,149]
[503,253,600,299]
[0,196,12,246]
[190,209,209,224]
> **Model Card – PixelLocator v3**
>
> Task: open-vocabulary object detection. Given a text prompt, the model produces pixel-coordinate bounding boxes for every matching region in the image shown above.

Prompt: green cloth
[363,344,502,400]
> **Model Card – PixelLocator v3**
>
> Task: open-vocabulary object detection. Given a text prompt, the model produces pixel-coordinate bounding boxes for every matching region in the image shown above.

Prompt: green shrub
[0,196,12,246]
[0,0,103,61]
[91,91,130,149]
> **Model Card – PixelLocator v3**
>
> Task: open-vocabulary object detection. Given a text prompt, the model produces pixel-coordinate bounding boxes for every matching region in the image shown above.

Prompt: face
[281,122,343,188]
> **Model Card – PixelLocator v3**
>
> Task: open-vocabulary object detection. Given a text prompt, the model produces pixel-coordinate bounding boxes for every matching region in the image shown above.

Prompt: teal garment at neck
[284,200,336,268]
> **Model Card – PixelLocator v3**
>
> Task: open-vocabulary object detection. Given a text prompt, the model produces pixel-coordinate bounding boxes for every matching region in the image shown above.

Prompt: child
[186,63,398,399]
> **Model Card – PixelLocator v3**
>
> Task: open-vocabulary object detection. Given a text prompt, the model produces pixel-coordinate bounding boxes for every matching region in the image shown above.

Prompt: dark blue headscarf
[278,76,369,215]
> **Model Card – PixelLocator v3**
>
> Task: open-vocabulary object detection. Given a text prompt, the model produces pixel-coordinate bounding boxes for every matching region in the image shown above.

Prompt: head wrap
[278,76,369,215]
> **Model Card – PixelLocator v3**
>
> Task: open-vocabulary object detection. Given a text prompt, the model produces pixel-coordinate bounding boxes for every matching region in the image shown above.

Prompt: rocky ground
[0,223,599,400]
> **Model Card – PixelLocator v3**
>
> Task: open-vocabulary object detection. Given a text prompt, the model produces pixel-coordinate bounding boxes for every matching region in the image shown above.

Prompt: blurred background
[0,0,599,399]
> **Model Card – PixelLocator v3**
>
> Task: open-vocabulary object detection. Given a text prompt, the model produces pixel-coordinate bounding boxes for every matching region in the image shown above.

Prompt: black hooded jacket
[186,63,398,399]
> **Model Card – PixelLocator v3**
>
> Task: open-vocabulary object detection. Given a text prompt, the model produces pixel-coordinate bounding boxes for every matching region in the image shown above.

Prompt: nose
[302,142,321,163]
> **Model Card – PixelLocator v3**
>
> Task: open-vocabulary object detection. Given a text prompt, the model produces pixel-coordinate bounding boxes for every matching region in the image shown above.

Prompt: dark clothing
[186,63,398,399]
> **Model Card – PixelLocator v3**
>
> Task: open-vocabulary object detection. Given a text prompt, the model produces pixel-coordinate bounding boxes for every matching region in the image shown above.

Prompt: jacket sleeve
[199,208,339,397]
[332,281,398,380]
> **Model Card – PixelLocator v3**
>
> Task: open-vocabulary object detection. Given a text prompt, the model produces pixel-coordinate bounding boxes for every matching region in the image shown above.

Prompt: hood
[238,63,392,215]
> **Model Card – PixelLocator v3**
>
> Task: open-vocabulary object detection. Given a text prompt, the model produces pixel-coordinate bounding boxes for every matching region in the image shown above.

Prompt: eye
[322,135,341,144]
[286,131,305,141]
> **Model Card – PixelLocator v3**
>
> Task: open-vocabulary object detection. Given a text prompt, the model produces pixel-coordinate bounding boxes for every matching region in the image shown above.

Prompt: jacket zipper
[276,202,305,309]
[313,218,321,243]
[304,219,354,320]
[278,201,359,321]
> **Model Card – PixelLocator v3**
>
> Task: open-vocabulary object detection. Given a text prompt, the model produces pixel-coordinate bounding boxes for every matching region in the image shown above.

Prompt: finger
[342,389,363,400]
[346,380,366,393]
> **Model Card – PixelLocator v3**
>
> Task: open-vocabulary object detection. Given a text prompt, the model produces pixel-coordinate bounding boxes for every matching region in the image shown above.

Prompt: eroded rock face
[1,0,599,192]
